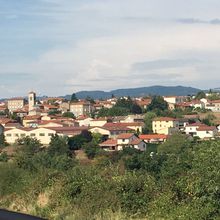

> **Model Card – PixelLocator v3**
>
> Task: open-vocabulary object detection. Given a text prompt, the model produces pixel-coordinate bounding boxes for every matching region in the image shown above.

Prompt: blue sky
[1,0,220,97]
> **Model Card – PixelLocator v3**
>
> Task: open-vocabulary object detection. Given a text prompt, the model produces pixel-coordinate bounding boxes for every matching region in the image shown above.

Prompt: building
[7,98,25,113]
[139,134,168,144]
[99,133,146,151]
[152,117,179,135]
[28,91,36,112]
[70,101,92,117]
[205,100,220,112]
[184,123,218,139]
[4,126,88,145]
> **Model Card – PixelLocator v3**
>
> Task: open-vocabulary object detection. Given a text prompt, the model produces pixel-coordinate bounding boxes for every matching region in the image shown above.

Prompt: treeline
[0,134,220,219]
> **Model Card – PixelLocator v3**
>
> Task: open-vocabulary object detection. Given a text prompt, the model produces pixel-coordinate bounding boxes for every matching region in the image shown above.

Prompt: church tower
[28,91,36,112]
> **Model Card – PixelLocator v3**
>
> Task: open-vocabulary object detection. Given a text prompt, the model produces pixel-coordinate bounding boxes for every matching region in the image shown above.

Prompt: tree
[48,134,70,156]
[147,96,168,112]
[85,96,95,104]
[143,112,157,133]
[195,91,206,100]
[71,93,78,102]
[0,134,6,148]
[62,112,75,119]
[131,103,142,114]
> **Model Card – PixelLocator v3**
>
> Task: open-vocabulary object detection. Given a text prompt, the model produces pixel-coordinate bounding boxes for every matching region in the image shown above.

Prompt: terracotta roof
[103,122,144,127]
[139,134,168,140]
[24,115,42,120]
[185,123,204,127]
[130,138,143,145]
[196,126,216,131]
[99,139,117,147]
[117,133,135,139]
[153,117,177,122]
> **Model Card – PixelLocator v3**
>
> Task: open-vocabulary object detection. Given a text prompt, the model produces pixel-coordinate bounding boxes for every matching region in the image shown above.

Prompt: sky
[1,0,220,97]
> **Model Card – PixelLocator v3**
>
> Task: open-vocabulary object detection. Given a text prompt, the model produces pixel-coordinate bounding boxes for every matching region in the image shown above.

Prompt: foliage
[70,93,78,102]
[62,111,75,119]
[0,152,8,162]
[0,133,7,147]
[147,96,168,112]
[0,133,220,220]
[195,91,206,100]
[143,112,157,133]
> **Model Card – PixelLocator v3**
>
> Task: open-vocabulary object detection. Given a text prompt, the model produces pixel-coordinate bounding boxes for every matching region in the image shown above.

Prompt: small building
[152,117,179,135]
[70,101,92,117]
[139,134,168,144]
[99,133,146,151]
[7,98,25,113]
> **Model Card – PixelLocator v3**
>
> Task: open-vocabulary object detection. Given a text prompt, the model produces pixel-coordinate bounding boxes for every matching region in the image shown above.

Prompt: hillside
[64,85,201,100]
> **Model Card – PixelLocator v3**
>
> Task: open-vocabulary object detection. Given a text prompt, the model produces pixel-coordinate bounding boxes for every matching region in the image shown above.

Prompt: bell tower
[28,91,36,112]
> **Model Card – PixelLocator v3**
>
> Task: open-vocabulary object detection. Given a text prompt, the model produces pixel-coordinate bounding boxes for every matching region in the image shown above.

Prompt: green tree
[70,93,78,102]
[147,96,168,112]
[48,134,71,156]
[131,103,142,114]
[195,91,206,100]
[0,133,6,147]
[143,112,157,133]
[62,112,75,119]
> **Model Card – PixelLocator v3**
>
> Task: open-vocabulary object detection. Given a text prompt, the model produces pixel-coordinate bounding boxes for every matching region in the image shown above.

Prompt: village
[1,90,220,152]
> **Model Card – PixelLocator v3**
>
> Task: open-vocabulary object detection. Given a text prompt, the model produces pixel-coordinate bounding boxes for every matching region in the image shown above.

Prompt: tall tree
[70,93,78,102]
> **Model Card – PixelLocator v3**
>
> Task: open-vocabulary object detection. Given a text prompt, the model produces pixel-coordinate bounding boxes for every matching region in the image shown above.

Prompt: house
[152,117,179,135]
[23,115,42,127]
[99,133,146,151]
[4,126,89,145]
[89,126,134,138]
[4,127,57,145]
[184,123,218,139]
[205,100,220,112]
[7,98,25,113]
[76,116,93,126]
[103,122,144,133]
[89,118,108,127]
[70,101,92,117]
[195,126,218,139]
[139,134,168,144]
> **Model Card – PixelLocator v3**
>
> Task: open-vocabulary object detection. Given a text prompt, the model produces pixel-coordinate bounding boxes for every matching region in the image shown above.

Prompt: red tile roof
[117,133,135,139]
[153,117,177,122]
[139,134,168,140]
[99,139,117,147]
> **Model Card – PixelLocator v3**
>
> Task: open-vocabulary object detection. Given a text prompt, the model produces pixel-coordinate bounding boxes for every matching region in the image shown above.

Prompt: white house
[99,133,146,151]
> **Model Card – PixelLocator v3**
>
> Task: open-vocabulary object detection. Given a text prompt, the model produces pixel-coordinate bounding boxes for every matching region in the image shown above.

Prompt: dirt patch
[37,192,49,207]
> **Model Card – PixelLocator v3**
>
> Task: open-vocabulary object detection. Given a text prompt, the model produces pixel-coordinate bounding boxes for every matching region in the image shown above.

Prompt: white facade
[4,127,56,145]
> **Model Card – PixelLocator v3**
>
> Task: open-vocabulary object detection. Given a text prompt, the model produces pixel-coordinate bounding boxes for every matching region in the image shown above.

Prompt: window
[30,133,35,137]
[122,139,125,142]
[14,134,19,137]
[48,133,53,136]
[39,133,45,136]
[6,134,11,137]
[20,134,26,137]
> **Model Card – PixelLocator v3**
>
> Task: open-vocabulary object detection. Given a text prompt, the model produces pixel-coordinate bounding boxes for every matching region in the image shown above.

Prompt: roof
[99,139,117,147]
[117,133,135,139]
[130,138,143,145]
[139,134,168,140]
[153,117,177,122]
[196,126,216,131]
[185,122,204,127]
[24,115,42,120]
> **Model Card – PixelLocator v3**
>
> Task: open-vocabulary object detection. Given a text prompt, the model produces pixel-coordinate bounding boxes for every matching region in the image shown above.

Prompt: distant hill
[63,85,201,100]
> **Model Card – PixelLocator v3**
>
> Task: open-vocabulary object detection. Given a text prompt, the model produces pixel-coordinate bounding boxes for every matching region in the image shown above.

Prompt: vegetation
[97,97,142,117]
[62,111,75,119]
[0,134,219,220]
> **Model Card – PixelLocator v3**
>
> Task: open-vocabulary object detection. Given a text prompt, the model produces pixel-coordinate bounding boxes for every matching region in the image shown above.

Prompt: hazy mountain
[63,85,201,100]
